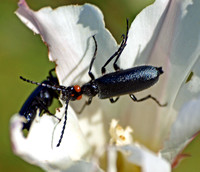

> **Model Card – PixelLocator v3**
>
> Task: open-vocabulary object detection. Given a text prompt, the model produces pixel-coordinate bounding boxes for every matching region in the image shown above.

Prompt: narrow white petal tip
[10,114,27,154]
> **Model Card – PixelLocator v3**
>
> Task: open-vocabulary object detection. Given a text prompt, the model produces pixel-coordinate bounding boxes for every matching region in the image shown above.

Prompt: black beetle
[20,19,166,146]
[19,69,60,131]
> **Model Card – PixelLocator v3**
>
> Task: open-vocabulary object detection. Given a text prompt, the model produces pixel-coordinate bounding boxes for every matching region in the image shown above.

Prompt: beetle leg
[88,35,98,81]
[44,109,61,122]
[36,97,61,121]
[48,68,55,78]
[113,19,129,71]
[76,97,93,114]
[101,19,129,74]
[129,94,167,107]
[109,97,119,103]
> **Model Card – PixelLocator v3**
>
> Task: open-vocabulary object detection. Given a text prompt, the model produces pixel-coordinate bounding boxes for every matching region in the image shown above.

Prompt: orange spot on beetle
[77,95,82,100]
[74,85,81,93]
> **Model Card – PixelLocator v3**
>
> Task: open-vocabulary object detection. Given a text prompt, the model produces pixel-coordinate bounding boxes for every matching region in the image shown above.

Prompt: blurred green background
[1,0,200,171]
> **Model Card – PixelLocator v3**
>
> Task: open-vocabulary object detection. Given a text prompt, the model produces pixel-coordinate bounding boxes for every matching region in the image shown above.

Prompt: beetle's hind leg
[109,97,119,103]
[129,94,167,107]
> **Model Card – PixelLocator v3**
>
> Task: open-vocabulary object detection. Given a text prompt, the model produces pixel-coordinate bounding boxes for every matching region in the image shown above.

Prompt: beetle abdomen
[95,65,163,99]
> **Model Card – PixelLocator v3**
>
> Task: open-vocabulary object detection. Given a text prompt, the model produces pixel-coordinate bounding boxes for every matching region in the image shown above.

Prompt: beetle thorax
[81,81,99,97]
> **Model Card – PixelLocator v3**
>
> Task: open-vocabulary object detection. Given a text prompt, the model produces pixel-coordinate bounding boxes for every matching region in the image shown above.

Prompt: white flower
[10,0,200,171]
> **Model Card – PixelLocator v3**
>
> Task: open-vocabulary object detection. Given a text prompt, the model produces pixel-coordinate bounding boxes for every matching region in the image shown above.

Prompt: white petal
[10,105,91,171]
[117,0,200,151]
[107,145,171,172]
[162,96,200,163]
[157,0,200,162]
[162,56,200,163]
[161,0,200,134]
[16,0,118,86]
[62,161,104,172]
[120,0,169,69]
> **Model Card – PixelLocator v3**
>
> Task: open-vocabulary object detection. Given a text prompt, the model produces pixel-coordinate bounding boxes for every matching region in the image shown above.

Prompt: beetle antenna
[20,76,62,91]
[56,100,69,147]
